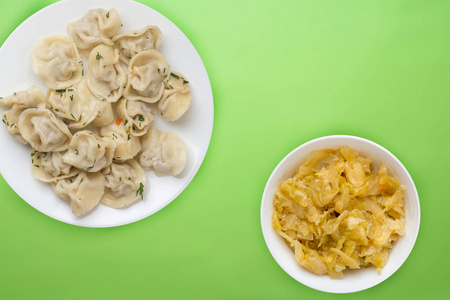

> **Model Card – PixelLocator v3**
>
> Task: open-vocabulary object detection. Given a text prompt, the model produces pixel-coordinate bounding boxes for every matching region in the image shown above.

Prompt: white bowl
[260,135,420,293]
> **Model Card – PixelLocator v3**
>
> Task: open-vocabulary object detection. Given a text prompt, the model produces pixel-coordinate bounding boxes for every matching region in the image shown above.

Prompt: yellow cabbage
[273,146,405,279]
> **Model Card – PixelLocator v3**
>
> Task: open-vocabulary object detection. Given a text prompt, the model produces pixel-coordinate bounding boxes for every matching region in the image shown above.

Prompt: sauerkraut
[272,146,405,279]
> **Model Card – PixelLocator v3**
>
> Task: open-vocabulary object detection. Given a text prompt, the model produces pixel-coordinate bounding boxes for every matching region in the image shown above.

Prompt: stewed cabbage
[272,146,405,279]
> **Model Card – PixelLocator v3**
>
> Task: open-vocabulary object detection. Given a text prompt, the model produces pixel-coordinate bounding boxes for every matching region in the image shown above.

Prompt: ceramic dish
[0,0,213,227]
[260,135,420,293]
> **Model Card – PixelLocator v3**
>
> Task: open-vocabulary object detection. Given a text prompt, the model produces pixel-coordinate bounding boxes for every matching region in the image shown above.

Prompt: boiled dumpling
[116,98,154,136]
[18,106,72,152]
[31,151,79,183]
[139,126,187,176]
[2,105,27,144]
[90,100,114,128]
[51,171,105,217]
[87,45,126,102]
[31,35,82,89]
[1,86,46,144]
[0,86,45,108]
[46,79,99,128]
[67,8,121,53]
[101,159,146,208]
[62,130,115,172]
[156,71,191,121]
[124,50,170,103]
[112,26,162,65]
[99,122,141,161]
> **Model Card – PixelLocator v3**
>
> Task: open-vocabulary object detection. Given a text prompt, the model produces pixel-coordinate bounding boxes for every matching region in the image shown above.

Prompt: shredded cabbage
[273,146,405,279]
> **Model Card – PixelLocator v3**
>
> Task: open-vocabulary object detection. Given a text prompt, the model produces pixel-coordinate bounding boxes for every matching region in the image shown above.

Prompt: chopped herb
[105,176,109,182]
[70,95,74,101]
[34,165,39,168]
[55,89,66,93]
[79,114,82,121]
[31,159,34,163]
[79,60,83,64]
[119,177,122,182]
[31,151,36,157]
[124,120,128,125]
[132,124,136,130]
[127,134,130,140]
[75,149,79,155]
[83,122,86,126]
[68,178,73,183]
[55,108,59,112]
[85,159,96,171]
[10,122,15,127]
[163,68,166,73]
[170,73,180,80]
[0,97,2,99]
[138,115,144,122]
[67,88,73,92]
[134,32,137,35]
[146,36,149,39]
[97,144,101,149]
[164,74,167,78]
[13,92,16,95]
[42,152,47,158]
[169,84,173,89]
[136,182,144,200]
[71,113,75,119]
[157,68,160,73]
[128,177,131,180]
[183,80,189,84]
[96,52,103,60]
[112,133,118,139]
[121,48,124,51]
[121,24,123,27]
[106,12,110,18]
[82,69,84,76]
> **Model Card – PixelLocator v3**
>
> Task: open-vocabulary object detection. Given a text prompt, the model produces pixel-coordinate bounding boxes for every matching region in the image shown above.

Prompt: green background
[1,0,449,299]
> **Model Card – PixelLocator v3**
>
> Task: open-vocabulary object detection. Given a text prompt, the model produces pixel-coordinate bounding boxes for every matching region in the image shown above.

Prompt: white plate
[261,135,420,293]
[0,0,213,227]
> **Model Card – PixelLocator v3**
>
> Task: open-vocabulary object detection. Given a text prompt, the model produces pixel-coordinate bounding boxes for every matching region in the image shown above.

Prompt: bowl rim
[260,134,420,293]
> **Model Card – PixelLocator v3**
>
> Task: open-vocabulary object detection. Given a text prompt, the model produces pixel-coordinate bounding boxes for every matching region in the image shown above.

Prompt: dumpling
[51,171,105,217]
[31,35,82,89]
[101,159,146,208]
[18,106,72,152]
[62,130,116,172]
[124,50,170,103]
[156,71,191,121]
[46,79,99,128]
[139,126,187,176]
[2,105,27,144]
[87,45,126,102]
[116,98,154,136]
[31,151,79,183]
[1,86,46,144]
[0,86,45,108]
[99,122,141,161]
[67,8,121,53]
[112,26,162,65]
[90,100,114,128]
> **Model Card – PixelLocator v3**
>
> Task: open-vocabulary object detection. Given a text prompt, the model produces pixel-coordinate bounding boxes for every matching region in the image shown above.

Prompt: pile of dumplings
[0,8,191,217]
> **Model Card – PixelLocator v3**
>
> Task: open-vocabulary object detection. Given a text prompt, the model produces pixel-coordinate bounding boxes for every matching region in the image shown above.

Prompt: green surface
[1,0,449,299]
